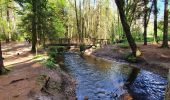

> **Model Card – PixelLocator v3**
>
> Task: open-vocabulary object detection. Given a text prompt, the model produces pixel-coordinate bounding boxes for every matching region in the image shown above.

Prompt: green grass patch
[118,43,130,49]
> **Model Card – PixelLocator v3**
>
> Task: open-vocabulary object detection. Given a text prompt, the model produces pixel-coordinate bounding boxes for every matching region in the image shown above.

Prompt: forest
[0,0,169,100]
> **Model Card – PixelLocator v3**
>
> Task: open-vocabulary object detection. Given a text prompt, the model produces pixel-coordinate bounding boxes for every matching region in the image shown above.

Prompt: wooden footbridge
[47,38,110,47]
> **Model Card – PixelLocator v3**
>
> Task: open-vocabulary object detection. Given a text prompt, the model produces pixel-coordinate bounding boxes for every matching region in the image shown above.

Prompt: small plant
[79,44,86,52]
[43,57,57,69]
[56,46,65,53]
[47,46,65,58]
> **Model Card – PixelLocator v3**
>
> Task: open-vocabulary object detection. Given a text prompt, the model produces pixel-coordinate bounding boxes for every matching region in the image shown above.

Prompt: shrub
[56,46,65,53]
[44,57,57,69]
[11,32,24,41]
[79,44,86,52]
[47,46,65,58]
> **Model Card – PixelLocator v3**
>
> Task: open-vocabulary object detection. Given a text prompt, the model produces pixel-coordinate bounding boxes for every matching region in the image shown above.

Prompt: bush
[79,44,86,52]
[0,33,6,41]
[47,46,65,58]
[44,57,57,69]
[56,46,65,53]
[11,32,24,41]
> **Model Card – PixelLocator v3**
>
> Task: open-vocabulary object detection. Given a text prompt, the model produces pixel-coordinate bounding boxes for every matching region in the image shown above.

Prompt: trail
[0,42,43,100]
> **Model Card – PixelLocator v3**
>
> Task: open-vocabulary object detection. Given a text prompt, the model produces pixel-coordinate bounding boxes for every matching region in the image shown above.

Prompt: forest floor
[0,42,76,100]
[92,43,170,77]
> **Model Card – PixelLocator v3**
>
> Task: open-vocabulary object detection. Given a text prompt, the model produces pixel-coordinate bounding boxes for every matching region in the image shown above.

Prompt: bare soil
[0,42,76,100]
[92,43,170,77]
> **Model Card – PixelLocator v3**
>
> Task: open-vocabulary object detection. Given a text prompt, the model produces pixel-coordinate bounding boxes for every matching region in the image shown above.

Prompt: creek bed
[64,53,167,100]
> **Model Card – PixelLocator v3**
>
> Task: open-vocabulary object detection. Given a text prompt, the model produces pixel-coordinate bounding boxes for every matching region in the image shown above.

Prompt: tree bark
[115,0,140,57]
[153,0,158,43]
[143,1,147,45]
[74,0,81,42]
[6,2,12,43]
[143,0,154,45]
[31,0,37,53]
[0,41,4,75]
[162,0,169,48]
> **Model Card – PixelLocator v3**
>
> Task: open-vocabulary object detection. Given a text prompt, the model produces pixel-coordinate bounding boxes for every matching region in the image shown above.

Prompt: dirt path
[0,42,43,100]
[0,42,76,100]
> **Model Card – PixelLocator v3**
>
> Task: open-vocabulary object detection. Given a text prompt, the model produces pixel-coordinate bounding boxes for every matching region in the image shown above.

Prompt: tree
[153,0,158,43]
[115,0,141,57]
[74,0,81,42]
[143,0,153,45]
[31,0,37,53]
[0,41,5,75]
[162,0,169,48]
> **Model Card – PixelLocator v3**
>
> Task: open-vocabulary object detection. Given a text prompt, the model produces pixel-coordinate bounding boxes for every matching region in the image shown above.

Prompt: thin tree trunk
[74,0,81,43]
[143,3,147,45]
[115,0,141,57]
[6,4,11,43]
[162,0,169,48]
[31,0,37,53]
[165,69,170,100]
[143,0,154,45]
[153,0,158,43]
[0,41,4,75]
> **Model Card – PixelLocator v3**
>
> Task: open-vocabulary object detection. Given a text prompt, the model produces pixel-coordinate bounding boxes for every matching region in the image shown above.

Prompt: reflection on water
[64,53,167,100]
[130,70,167,100]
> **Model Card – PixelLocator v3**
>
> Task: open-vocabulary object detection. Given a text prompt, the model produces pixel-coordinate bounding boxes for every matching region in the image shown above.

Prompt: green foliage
[43,57,57,69]
[11,32,24,41]
[47,46,65,58]
[15,0,67,44]
[79,44,86,52]
[42,46,65,70]
[0,34,6,41]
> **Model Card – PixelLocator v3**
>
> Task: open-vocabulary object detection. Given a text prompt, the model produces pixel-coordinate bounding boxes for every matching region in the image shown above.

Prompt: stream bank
[64,52,167,100]
[91,44,170,77]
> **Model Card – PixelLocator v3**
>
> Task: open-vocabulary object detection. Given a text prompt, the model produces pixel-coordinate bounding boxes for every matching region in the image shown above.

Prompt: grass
[118,43,130,49]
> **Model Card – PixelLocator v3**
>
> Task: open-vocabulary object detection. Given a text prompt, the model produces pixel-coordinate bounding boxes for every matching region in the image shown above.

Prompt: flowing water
[64,53,167,100]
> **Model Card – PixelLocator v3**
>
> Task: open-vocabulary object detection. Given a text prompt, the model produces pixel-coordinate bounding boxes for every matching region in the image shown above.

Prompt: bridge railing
[49,38,110,46]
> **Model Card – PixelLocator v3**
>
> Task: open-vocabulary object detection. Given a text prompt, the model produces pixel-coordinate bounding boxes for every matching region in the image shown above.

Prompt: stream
[64,52,167,100]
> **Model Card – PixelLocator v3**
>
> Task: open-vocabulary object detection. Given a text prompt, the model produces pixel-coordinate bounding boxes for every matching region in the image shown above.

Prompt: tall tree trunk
[143,0,154,45]
[115,0,141,57]
[153,0,158,43]
[162,0,169,48]
[74,0,81,42]
[143,10,147,45]
[6,3,11,43]
[0,41,4,75]
[143,0,148,45]
[31,0,37,53]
